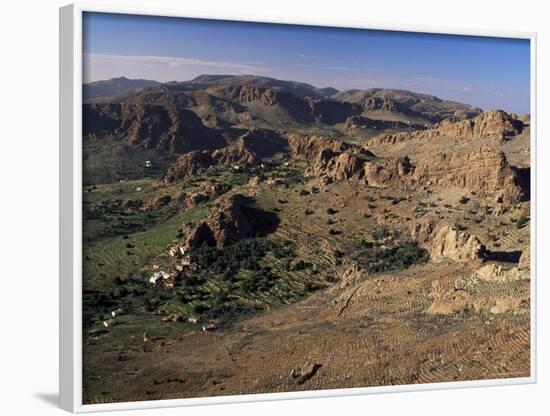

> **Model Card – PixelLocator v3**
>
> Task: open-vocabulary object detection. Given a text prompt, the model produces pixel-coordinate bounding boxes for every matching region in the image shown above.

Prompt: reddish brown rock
[161,150,214,183]
[368,109,525,147]
[184,194,278,249]
[413,148,528,204]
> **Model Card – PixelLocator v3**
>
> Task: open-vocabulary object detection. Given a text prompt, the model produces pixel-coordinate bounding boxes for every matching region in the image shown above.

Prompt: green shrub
[354,242,429,274]
[516,216,529,229]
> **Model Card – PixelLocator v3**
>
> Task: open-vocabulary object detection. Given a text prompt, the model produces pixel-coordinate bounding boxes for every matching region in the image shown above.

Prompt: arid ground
[82,75,531,404]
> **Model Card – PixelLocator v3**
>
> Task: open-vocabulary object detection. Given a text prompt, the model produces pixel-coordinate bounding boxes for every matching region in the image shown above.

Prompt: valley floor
[83,260,529,403]
[83,170,530,403]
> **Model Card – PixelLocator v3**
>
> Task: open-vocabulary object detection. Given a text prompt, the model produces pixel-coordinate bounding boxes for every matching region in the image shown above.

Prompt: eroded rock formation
[413,148,529,204]
[162,129,286,183]
[367,110,524,147]
[161,150,214,183]
[411,218,486,263]
[287,133,353,162]
[83,103,226,154]
[184,194,279,249]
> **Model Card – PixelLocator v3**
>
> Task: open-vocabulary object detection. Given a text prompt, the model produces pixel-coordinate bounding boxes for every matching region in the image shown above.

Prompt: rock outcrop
[182,182,231,210]
[161,129,287,183]
[362,96,412,114]
[367,110,525,147]
[212,85,361,125]
[363,156,413,188]
[411,219,486,263]
[212,129,285,168]
[290,132,527,204]
[472,263,528,283]
[413,148,529,204]
[345,115,424,131]
[361,148,528,205]
[288,133,353,162]
[184,194,279,249]
[83,103,226,154]
[288,133,378,182]
[161,150,214,183]
[308,150,366,181]
[429,224,486,263]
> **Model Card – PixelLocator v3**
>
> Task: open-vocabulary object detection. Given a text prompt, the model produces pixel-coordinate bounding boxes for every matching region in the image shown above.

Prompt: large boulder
[410,219,486,264]
[430,224,486,263]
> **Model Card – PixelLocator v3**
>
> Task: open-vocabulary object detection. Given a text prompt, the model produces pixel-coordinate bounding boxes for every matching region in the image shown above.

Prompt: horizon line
[84,73,496,111]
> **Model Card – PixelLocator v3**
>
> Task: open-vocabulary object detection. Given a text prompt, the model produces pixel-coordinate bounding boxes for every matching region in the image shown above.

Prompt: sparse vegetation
[516,215,530,229]
[82,68,531,403]
[353,242,429,274]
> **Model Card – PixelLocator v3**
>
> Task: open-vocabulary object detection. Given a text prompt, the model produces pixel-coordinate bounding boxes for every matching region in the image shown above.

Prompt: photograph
[80,11,532,405]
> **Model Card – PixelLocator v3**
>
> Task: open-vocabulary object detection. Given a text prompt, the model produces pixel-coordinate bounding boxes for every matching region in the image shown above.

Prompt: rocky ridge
[367,110,525,147]
[83,103,226,154]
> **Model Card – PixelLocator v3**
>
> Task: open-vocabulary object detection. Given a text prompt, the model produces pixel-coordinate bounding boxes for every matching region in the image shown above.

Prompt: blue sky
[83,12,531,113]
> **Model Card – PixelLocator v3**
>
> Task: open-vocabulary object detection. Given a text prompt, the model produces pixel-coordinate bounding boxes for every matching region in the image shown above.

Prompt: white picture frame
[59,2,537,412]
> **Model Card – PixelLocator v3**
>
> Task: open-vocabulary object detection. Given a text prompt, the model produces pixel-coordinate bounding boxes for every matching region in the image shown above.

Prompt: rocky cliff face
[413,148,529,204]
[362,96,412,114]
[83,103,226,154]
[291,132,527,204]
[288,133,377,181]
[362,157,413,188]
[411,218,486,263]
[211,85,361,125]
[159,126,528,207]
[287,133,354,162]
[367,110,525,147]
[308,150,367,181]
[430,224,486,263]
[161,129,286,183]
[161,150,214,183]
[185,194,279,249]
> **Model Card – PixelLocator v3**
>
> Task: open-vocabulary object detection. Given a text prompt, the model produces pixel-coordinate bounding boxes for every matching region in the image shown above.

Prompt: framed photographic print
[59,2,536,412]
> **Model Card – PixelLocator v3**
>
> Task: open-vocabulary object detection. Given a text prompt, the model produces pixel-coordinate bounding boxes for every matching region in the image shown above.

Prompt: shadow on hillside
[485,250,522,263]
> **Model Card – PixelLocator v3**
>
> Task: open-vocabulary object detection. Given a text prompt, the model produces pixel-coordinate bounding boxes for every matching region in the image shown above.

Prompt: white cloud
[327,66,357,71]
[83,53,264,82]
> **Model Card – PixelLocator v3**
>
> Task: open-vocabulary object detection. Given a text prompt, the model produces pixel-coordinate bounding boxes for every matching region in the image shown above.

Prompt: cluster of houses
[148,243,194,288]
[149,270,175,286]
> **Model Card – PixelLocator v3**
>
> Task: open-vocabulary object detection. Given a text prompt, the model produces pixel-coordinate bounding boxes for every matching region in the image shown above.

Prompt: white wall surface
[0,0,547,414]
